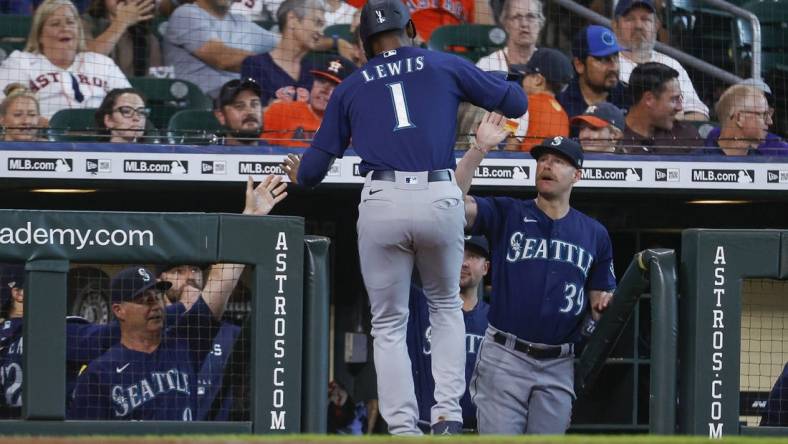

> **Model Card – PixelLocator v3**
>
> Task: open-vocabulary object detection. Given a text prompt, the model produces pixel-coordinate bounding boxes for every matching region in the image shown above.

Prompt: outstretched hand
[280,153,301,184]
[243,175,287,215]
[475,112,510,153]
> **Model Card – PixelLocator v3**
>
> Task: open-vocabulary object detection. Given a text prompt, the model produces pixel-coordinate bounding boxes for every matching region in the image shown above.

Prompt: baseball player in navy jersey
[280,0,526,435]
[407,235,490,431]
[761,362,788,426]
[455,115,616,434]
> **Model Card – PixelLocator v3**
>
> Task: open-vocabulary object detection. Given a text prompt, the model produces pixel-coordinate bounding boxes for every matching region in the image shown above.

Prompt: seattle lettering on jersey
[361,55,425,83]
[506,233,594,277]
[29,73,109,93]
[421,326,484,355]
[111,368,190,417]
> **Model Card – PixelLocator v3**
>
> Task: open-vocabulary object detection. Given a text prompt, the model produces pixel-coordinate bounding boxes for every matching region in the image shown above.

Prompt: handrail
[698,0,761,80]
[549,0,744,85]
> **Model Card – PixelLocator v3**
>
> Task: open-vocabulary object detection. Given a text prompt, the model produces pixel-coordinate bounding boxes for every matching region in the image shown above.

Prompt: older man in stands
[620,62,702,154]
[704,80,788,156]
[612,0,709,120]
[214,79,264,146]
[557,25,629,120]
[702,83,787,156]
[476,0,544,72]
[164,0,279,98]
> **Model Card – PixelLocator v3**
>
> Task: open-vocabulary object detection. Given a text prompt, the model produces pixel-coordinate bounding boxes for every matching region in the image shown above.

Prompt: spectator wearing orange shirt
[510,48,572,151]
[343,0,476,42]
[263,55,354,147]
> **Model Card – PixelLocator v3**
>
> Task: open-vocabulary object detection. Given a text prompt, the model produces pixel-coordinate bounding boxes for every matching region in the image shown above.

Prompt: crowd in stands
[0,0,785,153]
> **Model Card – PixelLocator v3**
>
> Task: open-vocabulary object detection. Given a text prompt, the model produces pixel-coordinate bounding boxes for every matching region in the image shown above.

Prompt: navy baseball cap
[510,48,574,86]
[614,0,656,18]
[571,102,626,132]
[464,235,490,259]
[310,54,354,85]
[0,264,25,309]
[215,78,262,109]
[572,25,622,59]
[531,136,584,169]
[110,266,172,304]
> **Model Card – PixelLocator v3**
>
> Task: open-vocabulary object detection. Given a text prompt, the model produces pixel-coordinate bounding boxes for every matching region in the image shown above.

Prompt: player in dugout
[63,176,287,420]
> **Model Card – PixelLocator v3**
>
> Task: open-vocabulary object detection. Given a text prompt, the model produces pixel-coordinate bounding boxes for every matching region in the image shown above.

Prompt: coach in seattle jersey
[68,267,219,421]
[455,126,616,434]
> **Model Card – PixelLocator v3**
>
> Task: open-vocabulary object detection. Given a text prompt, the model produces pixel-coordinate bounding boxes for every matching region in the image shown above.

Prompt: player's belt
[370,170,452,182]
[491,332,564,360]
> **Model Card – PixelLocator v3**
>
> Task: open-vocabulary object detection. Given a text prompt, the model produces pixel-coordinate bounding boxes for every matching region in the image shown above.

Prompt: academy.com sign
[0,222,154,250]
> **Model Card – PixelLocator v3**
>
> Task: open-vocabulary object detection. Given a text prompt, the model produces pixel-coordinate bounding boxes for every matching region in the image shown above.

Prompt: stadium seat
[166,109,223,145]
[669,0,736,72]
[49,108,158,143]
[128,77,213,129]
[736,0,788,74]
[0,14,32,52]
[428,24,507,62]
[324,24,353,43]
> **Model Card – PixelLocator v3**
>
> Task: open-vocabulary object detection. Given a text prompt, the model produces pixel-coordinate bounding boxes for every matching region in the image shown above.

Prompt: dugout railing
[574,249,679,434]
[0,209,331,435]
[680,229,788,438]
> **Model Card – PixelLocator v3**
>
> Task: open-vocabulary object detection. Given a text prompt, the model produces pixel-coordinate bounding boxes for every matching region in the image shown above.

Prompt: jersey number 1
[387,82,415,130]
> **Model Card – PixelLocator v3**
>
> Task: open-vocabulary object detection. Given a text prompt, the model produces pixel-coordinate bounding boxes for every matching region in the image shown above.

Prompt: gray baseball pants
[357,170,466,435]
[470,326,576,434]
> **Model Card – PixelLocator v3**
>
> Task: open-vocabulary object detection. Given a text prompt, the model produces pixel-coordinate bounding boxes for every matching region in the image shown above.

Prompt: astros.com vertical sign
[270,231,289,430]
[708,245,727,438]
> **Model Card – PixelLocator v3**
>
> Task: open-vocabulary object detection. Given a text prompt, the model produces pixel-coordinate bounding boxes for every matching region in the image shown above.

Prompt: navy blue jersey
[0,319,23,417]
[241,53,314,106]
[310,46,527,175]
[470,198,616,345]
[761,362,788,426]
[407,286,488,427]
[195,321,240,421]
[68,298,218,420]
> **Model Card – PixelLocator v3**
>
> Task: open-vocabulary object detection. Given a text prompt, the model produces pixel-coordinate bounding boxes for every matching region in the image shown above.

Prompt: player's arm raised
[456,112,509,228]
[195,176,288,319]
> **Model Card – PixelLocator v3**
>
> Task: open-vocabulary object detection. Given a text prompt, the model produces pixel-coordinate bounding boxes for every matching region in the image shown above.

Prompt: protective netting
[0,262,250,421]
[740,278,788,427]
[0,0,783,151]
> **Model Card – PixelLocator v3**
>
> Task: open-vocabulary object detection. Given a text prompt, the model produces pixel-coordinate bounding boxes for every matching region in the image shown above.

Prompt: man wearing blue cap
[612,0,709,120]
[454,115,616,434]
[407,235,491,431]
[557,25,630,121]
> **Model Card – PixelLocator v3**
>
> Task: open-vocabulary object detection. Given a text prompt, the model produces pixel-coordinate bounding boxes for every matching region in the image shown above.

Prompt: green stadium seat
[128,77,212,129]
[669,0,737,72]
[49,108,159,143]
[428,24,507,62]
[0,14,32,49]
[324,24,353,43]
[736,0,788,74]
[167,109,223,145]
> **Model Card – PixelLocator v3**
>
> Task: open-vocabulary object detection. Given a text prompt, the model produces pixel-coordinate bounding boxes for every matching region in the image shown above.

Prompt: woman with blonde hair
[0,0,131,119]
[0,84,46,141]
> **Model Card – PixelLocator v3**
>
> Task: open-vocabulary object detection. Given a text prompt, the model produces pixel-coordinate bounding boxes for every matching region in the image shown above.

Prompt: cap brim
[311,70,343,84]
[465,243,489,259]
[589,46,621,57]
[120,279,173,303]
[531,145,581,169]
[571,115,610,128]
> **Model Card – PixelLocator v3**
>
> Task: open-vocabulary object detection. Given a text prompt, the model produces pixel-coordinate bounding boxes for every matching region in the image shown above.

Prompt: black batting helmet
[359,0,413,59]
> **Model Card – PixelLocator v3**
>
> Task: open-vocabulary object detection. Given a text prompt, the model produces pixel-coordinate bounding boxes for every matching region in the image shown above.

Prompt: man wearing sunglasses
[557,25,630,122]
[95,88,150,143]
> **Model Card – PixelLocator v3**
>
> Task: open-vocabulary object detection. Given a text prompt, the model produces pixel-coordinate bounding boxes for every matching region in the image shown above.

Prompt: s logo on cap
[375,10,386,23]
[138,268,151,282]
[585,105,597,113]
[551,136,564,146]
[601,31,615,46]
